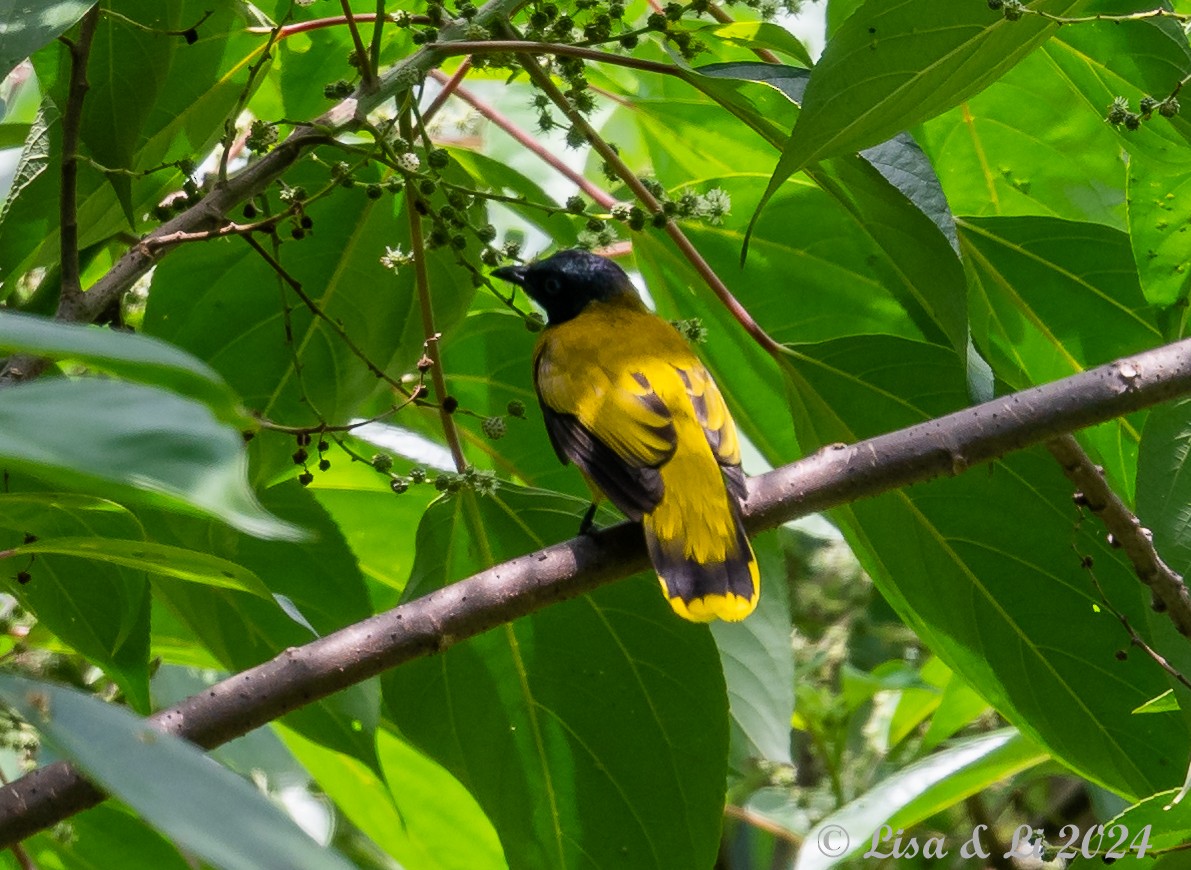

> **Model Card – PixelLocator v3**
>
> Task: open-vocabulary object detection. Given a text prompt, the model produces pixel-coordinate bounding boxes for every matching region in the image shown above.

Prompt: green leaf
[0,1,93,79]
[283,726,507,870]
[26,804,192,870]
[915,49,1127,228]
[711,529,794,780]
[384,485,729,870]
[681,21,813,67]
[1106,788,1191,855]
[0,378,300,540]
[0,490,151,711]
[0,311,244,423]
[793,730,1048,869]
[1,536,270,598]
[0,673,356,870]
[655,65,968,352]
[143,158,478,476]
[751,0,1089,242]
[145,484,381,771]
[784,335,1185,797]
[1134,690,1178,715]
[960,215,1161,496]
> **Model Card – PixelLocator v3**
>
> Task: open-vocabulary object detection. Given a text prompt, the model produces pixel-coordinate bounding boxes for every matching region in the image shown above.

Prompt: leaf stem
[340,0,378,91]
[402,110,468,472]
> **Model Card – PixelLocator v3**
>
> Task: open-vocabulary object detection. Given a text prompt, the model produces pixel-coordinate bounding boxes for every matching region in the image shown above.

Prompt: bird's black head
[491,249,638,325]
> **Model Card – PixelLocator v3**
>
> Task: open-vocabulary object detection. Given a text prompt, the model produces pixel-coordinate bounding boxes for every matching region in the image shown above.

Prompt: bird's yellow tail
[644,501,759,623]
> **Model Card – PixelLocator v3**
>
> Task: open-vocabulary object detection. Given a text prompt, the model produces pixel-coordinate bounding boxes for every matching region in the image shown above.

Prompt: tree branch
[0,0,532,386]
[56,6,100,321]
[0,338,1189,844]
[1048,433,1191,635]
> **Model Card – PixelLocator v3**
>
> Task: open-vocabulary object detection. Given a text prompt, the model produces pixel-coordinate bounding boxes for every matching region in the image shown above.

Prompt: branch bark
[1047,433,1191,634]
[0,338,1188,845]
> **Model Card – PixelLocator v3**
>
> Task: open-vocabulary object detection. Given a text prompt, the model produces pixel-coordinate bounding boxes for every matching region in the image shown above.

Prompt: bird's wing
[535,348,677,521]
[675,364,746,501]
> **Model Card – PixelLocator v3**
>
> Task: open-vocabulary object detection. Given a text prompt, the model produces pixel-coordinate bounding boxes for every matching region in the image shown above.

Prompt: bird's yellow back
[533,295,759,622]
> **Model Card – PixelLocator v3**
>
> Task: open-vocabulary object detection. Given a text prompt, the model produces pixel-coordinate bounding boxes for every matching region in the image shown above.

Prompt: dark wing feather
[539,401,664,521]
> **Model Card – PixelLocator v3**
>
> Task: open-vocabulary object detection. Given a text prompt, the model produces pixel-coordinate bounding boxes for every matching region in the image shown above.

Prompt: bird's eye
[543,277,562,296]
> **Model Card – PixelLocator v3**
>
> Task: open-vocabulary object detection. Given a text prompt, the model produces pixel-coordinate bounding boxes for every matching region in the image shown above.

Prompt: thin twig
[241,235,412,397]
[423,58,473,123]
[218,26,282,184]
[249,13,432,39]
[101,8,214,38]
[56,6,100,321]
[369,1,386,78]
[0,337,1189,844]
[1048,433,1191,636]
[723,804,803,846]
[401,112,468,471]
[428,69,615,207]
[0,0,534,387]
[431,39,683,76]
[1080,547,1191,693]
[340,0,378,91]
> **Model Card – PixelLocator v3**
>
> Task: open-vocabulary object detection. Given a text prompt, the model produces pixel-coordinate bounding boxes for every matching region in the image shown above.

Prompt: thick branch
[0,339,1190,844]
[1047,433,1191,634]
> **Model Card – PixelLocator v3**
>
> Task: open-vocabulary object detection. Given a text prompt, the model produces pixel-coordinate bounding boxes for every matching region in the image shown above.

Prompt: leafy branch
[0,338,1187,844]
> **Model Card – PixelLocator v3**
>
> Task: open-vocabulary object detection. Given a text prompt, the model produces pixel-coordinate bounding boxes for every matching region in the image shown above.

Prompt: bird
[491,249,759,622]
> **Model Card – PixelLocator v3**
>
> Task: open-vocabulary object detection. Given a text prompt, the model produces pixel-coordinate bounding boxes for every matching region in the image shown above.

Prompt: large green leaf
[784,335,1184,798]
[0,673,356,870]
[283,726,507,870]
[0,378,300,539]
[793,730,1048,870]
[0,310,244,422]
[960,215,1161,498]
[146,484,382,771]
[622,64,968,353]
[914,51,1126,227]
[712,529,794,780]
[1,2,267,280]
[384,485,729,870]
[2,536,270,598]
[0,491,151,711]
[143,158,477,477]
[751,0,1090,236]
[25,804,191,870]
[0,0,93,79]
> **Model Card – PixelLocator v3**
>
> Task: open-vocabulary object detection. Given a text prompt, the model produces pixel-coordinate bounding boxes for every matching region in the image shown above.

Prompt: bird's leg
[578,502,599,536]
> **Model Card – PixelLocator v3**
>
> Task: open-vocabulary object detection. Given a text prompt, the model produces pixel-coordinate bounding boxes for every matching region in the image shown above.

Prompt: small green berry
[293,448,308,464]
[298,471,314,486]
[442,396,459,413]
[390,478,409,494]
[507,400,526,418]
[1160,97,1180,118]
[434,473,451,491]
[372,453,394,472]
[427,148,450,169]
[366,184,383,199]
[481,416,507,439]
[566,195,585,214]
[409,465,427,483]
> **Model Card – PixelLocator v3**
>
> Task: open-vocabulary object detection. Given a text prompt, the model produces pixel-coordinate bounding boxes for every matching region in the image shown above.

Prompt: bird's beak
[491,264,528,286]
